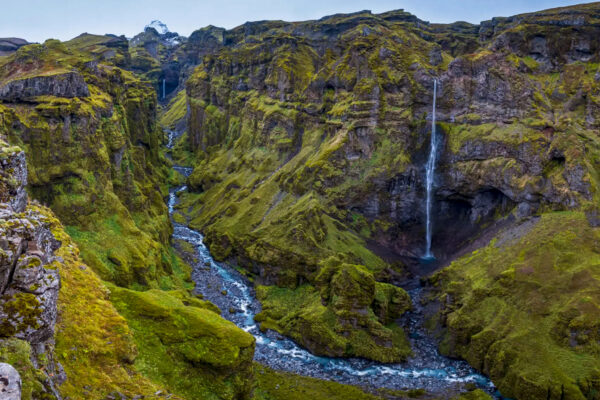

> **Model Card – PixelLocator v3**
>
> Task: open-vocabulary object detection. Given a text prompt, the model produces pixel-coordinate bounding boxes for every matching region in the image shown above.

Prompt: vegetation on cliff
[0,39,173,289]
[430,212,600,399]
[109,285,256,400]
[2,3,600,400]
[0,40,256,400]
[173,2,600,397]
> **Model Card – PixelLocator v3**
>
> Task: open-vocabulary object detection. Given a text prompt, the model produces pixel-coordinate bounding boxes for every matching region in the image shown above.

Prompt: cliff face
[0,143,63,399]
[175,3,600,398]
[0,39,174,289]
[0,139,257,400]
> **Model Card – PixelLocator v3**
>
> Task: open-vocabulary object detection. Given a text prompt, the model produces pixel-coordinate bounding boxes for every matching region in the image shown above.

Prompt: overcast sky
[0,0,592,43]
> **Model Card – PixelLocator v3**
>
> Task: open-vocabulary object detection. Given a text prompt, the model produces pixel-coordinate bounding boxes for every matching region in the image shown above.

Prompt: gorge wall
[0,39,174,289]
[171,3,600,399]
[0,3,599,400]
[0,19,433,400]
[0,36,258,400]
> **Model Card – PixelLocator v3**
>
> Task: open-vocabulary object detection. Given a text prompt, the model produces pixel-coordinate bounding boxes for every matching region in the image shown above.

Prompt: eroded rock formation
[0,71,90,102]
[0,142,64,399]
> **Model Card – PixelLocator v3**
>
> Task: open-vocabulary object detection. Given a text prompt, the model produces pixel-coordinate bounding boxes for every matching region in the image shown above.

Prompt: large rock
[0,147,28,213]
[0,209,61,343]
[0,71,90,102]
[0,363,21,400]
[0,143,62,398]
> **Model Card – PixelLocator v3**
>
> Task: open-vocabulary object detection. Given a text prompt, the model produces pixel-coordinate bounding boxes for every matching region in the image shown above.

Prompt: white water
[424,79,438,259]
[167,166,499,395]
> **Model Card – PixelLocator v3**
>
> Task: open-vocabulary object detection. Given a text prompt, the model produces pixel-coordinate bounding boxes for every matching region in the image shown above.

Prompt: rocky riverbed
[168,166,504,398]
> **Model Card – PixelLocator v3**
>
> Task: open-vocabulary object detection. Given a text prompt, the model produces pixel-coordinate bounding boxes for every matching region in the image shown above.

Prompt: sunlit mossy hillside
[173,3,600,398]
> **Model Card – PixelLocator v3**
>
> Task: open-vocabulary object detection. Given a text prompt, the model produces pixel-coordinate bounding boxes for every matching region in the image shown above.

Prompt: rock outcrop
[0,71,90,102]
[0,142,63,399]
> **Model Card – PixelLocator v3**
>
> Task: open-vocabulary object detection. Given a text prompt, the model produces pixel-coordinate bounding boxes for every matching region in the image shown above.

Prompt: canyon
[0,2,599,400]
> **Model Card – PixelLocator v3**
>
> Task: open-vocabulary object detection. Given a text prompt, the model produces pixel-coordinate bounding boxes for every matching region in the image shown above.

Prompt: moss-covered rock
[253,364,386,400]
[109,285,256,400]
[0,339,51,400]
[429,212,600,399]
[255,257,411,363]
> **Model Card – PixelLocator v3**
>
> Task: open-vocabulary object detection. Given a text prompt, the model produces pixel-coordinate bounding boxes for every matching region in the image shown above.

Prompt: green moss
[454,390,494,400]
[431,212,600,399]
[0,291,42,337]
[254,364,385,400]
[255,258,412,363]
[0,338,51,400]
[109,284,256,400]
[441,122,547,154]
[35,203,251,400]
[160,90,188,129]
[29,204,168,399]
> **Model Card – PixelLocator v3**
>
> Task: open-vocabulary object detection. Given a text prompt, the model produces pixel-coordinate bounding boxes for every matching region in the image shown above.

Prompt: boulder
[0,363,21,400]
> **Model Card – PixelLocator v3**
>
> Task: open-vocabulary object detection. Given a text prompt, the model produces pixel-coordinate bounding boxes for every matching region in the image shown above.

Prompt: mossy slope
[175,3,600,396]
[0,39,173,289]
[109,285,256,400]
[430,212,600,399]
[27,201,256,399]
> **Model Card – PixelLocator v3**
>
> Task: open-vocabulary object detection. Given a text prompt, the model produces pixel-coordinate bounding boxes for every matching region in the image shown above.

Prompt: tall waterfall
[424,79,438,259]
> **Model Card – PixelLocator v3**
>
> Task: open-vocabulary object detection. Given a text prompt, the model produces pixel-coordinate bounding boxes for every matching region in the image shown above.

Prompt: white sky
[0,0,592,43]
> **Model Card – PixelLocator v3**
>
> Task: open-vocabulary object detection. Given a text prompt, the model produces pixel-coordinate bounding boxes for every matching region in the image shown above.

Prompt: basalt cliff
[0,3,599,400]
[172,3,600,399]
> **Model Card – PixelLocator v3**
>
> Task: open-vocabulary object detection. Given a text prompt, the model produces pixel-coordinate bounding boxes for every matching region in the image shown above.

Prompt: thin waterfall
[162,79,166,99]
[424,79,437,259]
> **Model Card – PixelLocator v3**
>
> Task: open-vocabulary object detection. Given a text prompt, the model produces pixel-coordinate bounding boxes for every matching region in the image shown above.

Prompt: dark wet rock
[0,71,90,102]
[585,206,600,227]
[429,46,442,66]
[0,363,21,400]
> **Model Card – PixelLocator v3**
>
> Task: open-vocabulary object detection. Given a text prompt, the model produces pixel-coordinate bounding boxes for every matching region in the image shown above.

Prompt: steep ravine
[167,156,502,397]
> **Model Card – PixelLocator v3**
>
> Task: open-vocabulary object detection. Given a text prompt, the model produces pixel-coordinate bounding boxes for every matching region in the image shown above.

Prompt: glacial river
[167,154,502,397]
